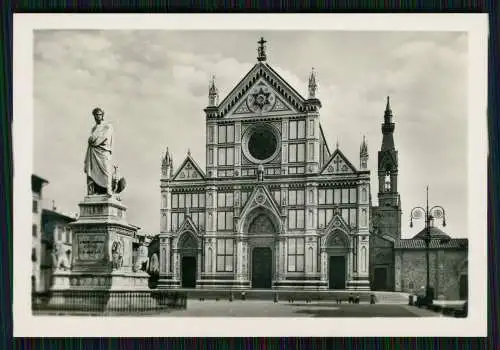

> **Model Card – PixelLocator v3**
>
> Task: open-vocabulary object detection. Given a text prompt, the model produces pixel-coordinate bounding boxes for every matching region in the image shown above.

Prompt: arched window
[361,188,368,202]
[384,171,391,192]
[361,209,367,227]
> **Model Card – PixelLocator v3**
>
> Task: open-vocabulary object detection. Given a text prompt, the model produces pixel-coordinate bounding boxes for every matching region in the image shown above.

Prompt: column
[320,248,327,281]
[235,237,244,280]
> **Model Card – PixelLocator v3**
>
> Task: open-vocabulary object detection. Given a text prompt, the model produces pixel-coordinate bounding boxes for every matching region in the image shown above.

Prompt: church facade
[154,39,399,291]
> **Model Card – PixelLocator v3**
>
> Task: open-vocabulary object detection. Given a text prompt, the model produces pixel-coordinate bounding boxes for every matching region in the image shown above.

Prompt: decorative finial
[336,138,339,150]
[187,148,191,156]
[385,96,393,117]
[257,37,267,62]
[308,67,317,99]
[208,74,219,107]
[360,135,368,170]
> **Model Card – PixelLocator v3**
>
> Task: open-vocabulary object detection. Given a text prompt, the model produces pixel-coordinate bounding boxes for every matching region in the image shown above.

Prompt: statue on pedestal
[111,240,124,270]
[84,107,126,196]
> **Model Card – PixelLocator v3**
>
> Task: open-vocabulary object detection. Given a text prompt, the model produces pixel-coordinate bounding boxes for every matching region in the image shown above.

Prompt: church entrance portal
[374,267,388,291]
[252,247,273,289]
[181,256,197,288]
[328,256,346,289]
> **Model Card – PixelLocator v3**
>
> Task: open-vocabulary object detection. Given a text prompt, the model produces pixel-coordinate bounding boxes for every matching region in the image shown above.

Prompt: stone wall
[395,249,467,300]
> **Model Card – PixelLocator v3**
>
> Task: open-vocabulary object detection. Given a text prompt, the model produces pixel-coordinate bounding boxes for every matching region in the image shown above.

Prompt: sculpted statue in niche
[111,240,124,270]
[84,107,125,196]
[133,244,149,272]
[148,253,160,277]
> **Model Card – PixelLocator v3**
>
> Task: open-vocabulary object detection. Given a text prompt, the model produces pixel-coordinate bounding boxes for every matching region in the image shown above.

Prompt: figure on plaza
[84,107,126,196]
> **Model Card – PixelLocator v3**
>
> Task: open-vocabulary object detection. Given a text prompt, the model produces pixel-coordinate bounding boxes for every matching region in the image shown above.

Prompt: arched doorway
[325,230,349,290]
[246,212,278,289]
[178,232,198,288]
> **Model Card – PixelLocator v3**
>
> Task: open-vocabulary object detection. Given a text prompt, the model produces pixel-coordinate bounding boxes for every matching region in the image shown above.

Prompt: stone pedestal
[49,195,154,311]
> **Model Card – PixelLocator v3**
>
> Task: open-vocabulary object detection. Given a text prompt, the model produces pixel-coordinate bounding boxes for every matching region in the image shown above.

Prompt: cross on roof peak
[257,37,267,62]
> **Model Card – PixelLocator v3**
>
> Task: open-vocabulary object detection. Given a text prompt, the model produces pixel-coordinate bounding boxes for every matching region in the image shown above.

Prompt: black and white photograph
[14,14,487,337]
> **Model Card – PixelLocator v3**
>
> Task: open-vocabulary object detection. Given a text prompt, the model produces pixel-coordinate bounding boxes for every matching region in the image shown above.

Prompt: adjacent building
[32,174,48,292]
[40,207,76,291]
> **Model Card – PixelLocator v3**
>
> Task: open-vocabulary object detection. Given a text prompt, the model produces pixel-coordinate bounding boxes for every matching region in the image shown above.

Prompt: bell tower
[377,96,402,239]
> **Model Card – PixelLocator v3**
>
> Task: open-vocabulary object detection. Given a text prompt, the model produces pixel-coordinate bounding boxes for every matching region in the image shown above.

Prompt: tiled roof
[394,238,468,250]
[412,226,451,240]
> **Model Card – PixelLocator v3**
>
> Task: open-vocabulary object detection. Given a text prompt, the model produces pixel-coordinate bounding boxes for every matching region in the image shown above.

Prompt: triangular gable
[237,184,282,232]
[323,212,352,235]
[176,215,200,236]
[216,63,307,118]
[229,78,300,117]
[172,155,206,181]
[320,148,357,175]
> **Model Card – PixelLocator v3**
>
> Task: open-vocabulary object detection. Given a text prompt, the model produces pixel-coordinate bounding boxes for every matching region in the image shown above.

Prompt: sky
[33,30,468,238]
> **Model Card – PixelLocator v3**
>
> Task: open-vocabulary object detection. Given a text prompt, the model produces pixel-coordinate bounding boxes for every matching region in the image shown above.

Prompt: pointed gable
[238,184,282,233]
[172,155,205,181]
[320,148,357,175]
[215,63,309,119]
[324,211,352,234]
[176,214,200,235]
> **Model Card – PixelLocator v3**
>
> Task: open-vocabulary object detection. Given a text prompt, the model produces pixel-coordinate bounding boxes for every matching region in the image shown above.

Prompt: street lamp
[409,186,446,305]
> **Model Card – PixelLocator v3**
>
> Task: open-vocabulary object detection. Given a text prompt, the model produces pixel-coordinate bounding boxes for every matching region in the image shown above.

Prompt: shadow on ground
[286,304,419,317]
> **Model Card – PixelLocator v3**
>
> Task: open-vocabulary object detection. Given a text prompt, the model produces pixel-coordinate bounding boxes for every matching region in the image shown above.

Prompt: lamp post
[409,186,446,305]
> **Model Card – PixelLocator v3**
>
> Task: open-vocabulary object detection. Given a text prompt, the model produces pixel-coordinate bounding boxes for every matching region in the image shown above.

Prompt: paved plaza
[162,300,440,317]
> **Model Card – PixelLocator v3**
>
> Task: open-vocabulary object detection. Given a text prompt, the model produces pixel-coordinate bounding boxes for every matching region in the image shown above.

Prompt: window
[349,188,357,204]
[171,212,185,232]
[288,189,305,206]
[57,227,63,242]
[341,189,349,204]
[31,248,36,262]
[32,200,38,213]
[178,194,185,208]
[208,149,214,165]
[288,143,305,162]
[342,209,349,224]
[32,224,37,237]
[326,189,334,204]
[217,192,234,207]
[208,126,214,143]
[172,194,178,208]
[217,211,233,230]
[361,188,368,202]
[384,172,391,191]
[68,230,72,244]
[191,212,205,229]
[317,209,334,228]
[309,120,314,136]
[289,120,306,139]
[349,208,357,228]
[218,125,235,144]
[218,147,234,166]
[172,193,205,209]
[334,189,341,204]
[308,143,314,160]
[288,237,304,272]
[216,239,233,272]
[288,209,305,229]
[272,190,281,204]
[318,189,325,205]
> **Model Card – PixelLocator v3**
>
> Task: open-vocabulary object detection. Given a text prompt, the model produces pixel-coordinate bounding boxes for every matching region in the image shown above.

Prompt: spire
[308,67,317,99]
[257,37,267,62]
[360,135,369,170]
[384,95,393,122]
[208,74,219,107]
[162,147,173,177]
[381,96,396,151]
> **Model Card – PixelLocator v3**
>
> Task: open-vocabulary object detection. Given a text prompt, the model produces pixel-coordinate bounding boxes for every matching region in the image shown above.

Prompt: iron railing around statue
[32,290,188,315]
